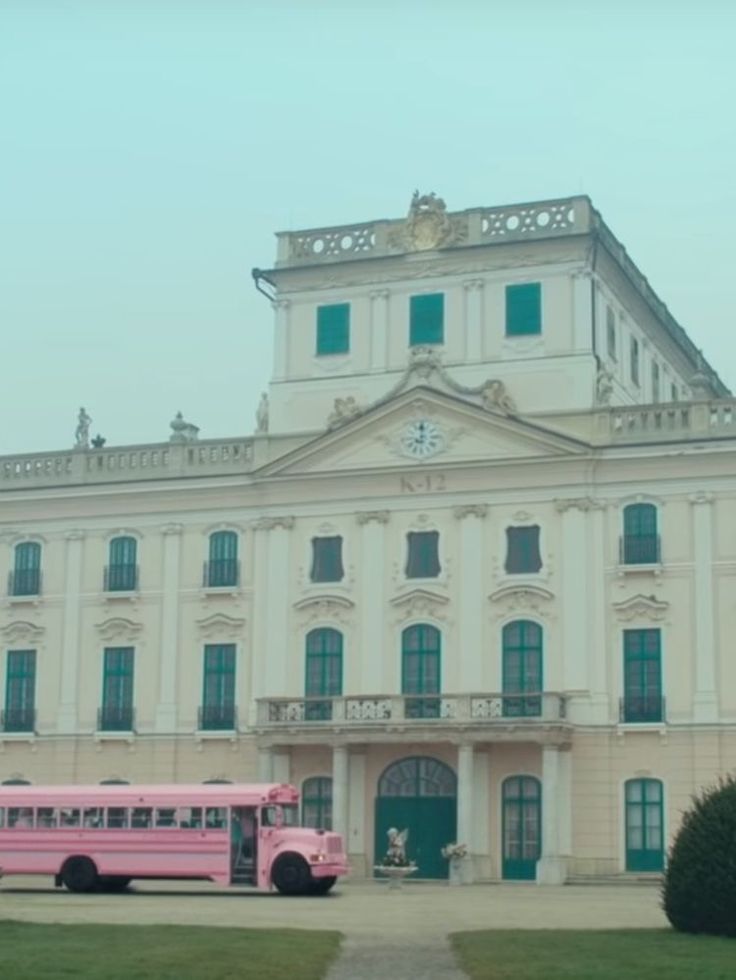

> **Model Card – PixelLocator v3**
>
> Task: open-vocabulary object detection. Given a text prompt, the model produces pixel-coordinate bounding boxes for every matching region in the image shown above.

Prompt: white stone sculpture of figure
[74,407,92,449]
[596,366,614,405]
[256,392,269,433]
[481,380,516,415]
[385,827,409,866]
[327,395,362,429]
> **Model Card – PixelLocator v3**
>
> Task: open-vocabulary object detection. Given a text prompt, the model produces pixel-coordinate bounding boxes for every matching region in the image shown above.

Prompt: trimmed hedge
[663,775,736,936]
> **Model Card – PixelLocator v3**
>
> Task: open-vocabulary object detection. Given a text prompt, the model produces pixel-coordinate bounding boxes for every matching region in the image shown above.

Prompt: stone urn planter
[442,843,469,885]
[374,864,418,890]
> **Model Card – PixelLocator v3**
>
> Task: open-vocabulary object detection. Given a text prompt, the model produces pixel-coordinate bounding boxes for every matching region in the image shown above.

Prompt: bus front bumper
[310,861,349,879]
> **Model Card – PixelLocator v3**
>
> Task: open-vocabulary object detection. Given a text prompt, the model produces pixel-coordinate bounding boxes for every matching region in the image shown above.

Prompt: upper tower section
[255,193,727,438]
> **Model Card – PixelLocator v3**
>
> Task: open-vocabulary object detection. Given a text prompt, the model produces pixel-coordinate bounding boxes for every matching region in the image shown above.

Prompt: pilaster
[457,742,475,883]
[57,530,85,733]
[537,744,570,885]
[332,744,349,840]
[454,505,487,690]
[356,511,389,692]
[155,523,182,733]
[690,492,718,722]
[463,279,484,362]
[369,290,390,371]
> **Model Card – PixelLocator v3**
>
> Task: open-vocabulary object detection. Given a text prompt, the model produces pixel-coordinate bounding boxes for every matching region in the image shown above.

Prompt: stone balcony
[255,692,571,746]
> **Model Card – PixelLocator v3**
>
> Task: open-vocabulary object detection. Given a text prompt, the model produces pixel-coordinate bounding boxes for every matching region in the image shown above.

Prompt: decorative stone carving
[169,411,200,443]
[612,594,669,622]
[356,511,390,525]
[488,585,555,616]
[453,504,488,520]
[400,191,454,252]
[0,621,45,645]
[95,617,143,643]
[254,516,295,531]
[390,588,449,622]
[327,396,363,429]
[554,497,606,513]
[196,613,246,640]
[256,392,269,434]
[74,407,92,449]
[64,529,86,541]
[480,380,516,416]
[596,366,614,406]
[512,510,533,522]
[689,491,714,505]
[161,523,183,535]
[293,595,355,625]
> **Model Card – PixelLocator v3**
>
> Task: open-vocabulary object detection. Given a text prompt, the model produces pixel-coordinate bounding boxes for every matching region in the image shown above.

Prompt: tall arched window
[625,778,664,871]
[11,541,41,596]
[305,628,343,721]
[206,531,239,587]
[302,776,333,830]
[402,624,441,719]
[622,503,659,564]
[502,620,542,717]
[106,536,138,591]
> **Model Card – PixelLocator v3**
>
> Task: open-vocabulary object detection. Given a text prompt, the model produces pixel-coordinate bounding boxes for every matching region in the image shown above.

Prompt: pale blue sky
[2,0,735,454]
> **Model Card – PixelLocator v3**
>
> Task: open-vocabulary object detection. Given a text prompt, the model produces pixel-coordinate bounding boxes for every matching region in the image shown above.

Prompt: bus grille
[326,835,343,854]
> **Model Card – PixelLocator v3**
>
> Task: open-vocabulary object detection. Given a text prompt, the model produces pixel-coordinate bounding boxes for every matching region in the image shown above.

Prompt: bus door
[230,807,257,885]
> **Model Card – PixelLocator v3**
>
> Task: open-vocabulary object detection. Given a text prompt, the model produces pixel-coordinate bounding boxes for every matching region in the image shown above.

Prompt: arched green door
[375,756,456,879]
[502,776,541,880]
[625,778,664,871]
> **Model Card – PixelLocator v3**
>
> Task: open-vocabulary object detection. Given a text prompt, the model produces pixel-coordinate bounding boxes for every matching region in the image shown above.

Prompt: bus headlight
[310,853,326,862]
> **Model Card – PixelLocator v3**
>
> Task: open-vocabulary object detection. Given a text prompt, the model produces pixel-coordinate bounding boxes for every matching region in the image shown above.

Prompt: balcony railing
[198,704,237,731]
[257,692,566,727]
[619,535,661,566]
[202,559,240,589]
[104,564,139,592]
[97,706,135,732]
[619,695,666,724]
[8,568,41,597]
[0,706,36,733]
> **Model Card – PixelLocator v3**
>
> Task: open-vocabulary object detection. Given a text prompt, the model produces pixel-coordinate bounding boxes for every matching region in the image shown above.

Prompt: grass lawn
[0,920,341,980]
[451,930,736,980]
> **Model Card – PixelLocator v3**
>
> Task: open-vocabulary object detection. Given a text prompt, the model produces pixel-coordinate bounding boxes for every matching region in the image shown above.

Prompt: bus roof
[0,783,299,805]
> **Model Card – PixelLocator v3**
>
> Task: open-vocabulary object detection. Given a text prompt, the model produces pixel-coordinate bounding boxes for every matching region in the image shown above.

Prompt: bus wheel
[272,854,310,895]
[98,876,131,892]
[309,876,336,895]
[61,856,98,893]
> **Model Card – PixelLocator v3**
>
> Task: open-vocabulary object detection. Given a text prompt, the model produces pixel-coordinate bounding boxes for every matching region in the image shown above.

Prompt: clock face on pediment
[400,419,444,459]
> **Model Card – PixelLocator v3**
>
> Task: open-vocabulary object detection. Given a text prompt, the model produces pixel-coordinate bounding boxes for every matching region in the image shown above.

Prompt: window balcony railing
[0,706,36,733]
[202,559,240,589]
[97,706,135,732]
[104,564,139,592]
[8,569,41,597]
[619,695,666,724]
[257,692,566,727]
[198,704,237,731]
[619,535,661,565]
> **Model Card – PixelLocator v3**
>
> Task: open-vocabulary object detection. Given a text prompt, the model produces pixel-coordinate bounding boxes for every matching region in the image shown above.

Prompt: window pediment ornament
[0,620,45,645]
[612,594,669,622]
[94,617,143,643]
[488,585,554,617]
[390,587,449,622]
[196,613,246,639]
[293,594,355,625]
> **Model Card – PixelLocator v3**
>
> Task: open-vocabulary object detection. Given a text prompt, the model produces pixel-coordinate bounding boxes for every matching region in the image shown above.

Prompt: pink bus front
[0,783,348,896]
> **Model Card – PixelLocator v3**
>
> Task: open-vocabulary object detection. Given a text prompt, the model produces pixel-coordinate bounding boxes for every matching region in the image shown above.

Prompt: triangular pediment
[255,388,588,478]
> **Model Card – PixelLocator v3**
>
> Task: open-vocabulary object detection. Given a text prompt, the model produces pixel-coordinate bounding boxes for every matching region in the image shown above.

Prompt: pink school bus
[0,782,348,896]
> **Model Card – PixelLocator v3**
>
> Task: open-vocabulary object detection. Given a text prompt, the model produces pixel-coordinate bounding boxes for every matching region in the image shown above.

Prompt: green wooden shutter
[625,778,664,871]
[623,629,662,722]
[302,776,333,830]
[305,629,342,720]
[101,647,134,730]
[622,504,658,564]
[402,625,441,718]
[310,537,344,582]
[208,531,239,587]
[4,650,36,732]
[316,304,350,355]
[502,621,543,716]
[107,536,137,591]
[406,531,440,578]
[202,644,236,729]
[502,776,541,880]
[504,526,542,573]
[13,542,41,596]
[505,283,542,336]
[409,293,444,346]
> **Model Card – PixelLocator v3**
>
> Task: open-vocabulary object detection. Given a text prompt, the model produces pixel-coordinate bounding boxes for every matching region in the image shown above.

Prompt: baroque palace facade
[2,192,736,883]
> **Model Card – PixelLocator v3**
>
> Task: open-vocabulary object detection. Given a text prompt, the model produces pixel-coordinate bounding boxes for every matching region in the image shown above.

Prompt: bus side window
[177,807,203,829]
[106,807,129,829]
[84,807,103,828]
[0,808,5,828]
[37,807,58,828]
[131,807,152,829]
[60,808,81,828]
[8,807,34,828]
[155,808,177,828]
[205,806,227,829]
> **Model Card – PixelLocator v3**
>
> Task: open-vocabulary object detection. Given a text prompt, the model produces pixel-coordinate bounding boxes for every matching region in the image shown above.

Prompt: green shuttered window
[101,647,134,731]
[405,531,441,578]
[623,629,662,722]
[506,283,542,336]
[3,650,36,732]
[310,536,344,583]
[316,303,350,355]
[409,293,444,346]
[201,644,236,730]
